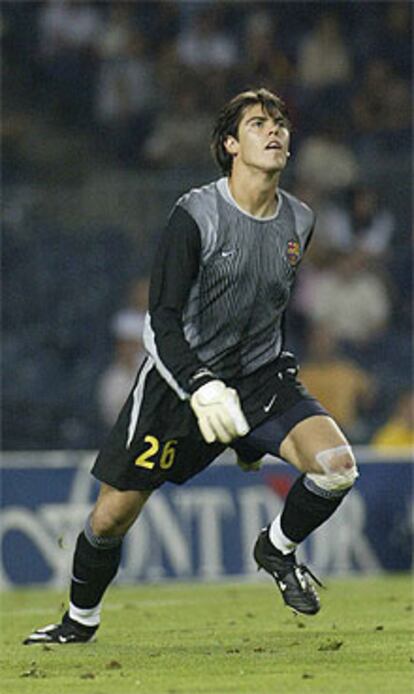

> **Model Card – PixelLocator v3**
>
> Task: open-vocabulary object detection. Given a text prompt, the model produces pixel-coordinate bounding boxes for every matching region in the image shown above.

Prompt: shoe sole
[23,633,97,645]
[256,563,320,616]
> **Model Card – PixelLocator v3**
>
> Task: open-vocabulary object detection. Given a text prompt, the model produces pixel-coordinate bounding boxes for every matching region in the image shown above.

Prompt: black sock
[280,474,350,544]
[70,531,122,609]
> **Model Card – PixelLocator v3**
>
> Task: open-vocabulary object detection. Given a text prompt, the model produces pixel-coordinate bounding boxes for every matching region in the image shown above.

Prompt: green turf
[1,574,413,694]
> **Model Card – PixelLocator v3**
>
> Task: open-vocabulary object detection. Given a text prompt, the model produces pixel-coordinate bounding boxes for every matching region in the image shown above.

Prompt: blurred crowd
[3,1,412,171]
[2,1,412,450]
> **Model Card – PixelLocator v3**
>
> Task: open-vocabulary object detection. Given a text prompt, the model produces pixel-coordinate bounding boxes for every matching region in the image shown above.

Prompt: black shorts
[91,353,327,491]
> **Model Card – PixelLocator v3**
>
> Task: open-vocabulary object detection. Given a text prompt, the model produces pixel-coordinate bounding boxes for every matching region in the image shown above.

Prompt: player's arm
[148,205,207,390]
[303,218,316,255]
[148,205,249,444]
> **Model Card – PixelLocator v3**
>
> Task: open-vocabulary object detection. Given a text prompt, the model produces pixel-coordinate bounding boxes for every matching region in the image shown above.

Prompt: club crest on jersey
[287,240,300,266]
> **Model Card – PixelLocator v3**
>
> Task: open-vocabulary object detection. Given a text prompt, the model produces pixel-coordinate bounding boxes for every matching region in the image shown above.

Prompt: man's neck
[228,168,280,218]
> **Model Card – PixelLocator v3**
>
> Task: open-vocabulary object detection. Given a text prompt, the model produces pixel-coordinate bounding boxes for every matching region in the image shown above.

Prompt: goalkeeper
[24,88,358,645]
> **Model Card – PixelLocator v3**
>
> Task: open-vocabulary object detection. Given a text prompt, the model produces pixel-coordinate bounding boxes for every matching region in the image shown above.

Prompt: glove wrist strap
[188,367,218,394]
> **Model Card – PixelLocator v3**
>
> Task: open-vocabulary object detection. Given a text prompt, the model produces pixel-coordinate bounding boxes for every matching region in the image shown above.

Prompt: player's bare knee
[89,507,123,537]
[308,445,358,493]
[93,487,151,537]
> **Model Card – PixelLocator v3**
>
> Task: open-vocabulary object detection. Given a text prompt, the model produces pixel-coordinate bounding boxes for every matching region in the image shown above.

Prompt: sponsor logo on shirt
[221,249,236,258]
[286,240,300,266]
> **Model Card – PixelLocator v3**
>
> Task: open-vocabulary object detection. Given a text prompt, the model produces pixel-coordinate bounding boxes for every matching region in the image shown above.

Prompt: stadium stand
[2,1,412,449]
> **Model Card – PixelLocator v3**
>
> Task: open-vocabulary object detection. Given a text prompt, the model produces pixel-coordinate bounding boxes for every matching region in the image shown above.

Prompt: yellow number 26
[134,436,177,471]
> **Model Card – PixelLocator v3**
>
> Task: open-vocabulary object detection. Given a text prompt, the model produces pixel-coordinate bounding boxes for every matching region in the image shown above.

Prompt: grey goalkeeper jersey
[144,177,315,399]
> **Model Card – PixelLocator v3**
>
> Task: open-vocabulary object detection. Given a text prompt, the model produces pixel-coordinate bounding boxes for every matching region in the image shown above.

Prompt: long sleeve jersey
[143,177,315,400]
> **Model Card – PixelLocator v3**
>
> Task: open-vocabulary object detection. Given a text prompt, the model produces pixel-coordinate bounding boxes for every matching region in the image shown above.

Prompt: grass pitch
[1,574,413,694]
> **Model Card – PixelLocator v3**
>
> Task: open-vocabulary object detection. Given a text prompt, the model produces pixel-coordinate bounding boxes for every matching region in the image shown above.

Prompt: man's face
[225,103,291,174]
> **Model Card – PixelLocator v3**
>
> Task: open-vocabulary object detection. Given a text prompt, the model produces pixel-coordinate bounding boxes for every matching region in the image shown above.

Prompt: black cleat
[23,611,98,645]
[254,526,322,615]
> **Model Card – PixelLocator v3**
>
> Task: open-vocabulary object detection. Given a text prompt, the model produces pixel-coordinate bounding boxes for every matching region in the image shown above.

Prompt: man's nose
[268,121,280,136]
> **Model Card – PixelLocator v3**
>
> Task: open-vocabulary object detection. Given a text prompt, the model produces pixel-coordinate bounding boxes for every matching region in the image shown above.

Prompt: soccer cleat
[23,611,98,645]
[254,526,322,615]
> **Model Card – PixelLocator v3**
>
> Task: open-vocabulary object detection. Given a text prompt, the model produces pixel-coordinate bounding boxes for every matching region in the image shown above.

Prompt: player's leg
[24,483,151,644]
[24,362,164,644]
[270,414,357,552]
[69,484,151,626]
[24,364,223,644]
[254,414,358,615]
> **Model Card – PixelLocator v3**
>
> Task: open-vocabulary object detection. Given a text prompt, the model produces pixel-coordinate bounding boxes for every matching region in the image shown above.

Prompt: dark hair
[211,88,291,175]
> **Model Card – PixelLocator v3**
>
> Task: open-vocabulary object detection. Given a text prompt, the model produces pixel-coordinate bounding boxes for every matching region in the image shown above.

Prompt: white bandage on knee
[307,444,359,494]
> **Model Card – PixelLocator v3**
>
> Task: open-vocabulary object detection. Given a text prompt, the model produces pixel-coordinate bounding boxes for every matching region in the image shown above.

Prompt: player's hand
[236,456,263,472]
[190,380,250,444]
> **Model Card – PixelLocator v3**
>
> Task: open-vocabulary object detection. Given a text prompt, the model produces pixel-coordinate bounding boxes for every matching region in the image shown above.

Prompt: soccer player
[24,88,358,645]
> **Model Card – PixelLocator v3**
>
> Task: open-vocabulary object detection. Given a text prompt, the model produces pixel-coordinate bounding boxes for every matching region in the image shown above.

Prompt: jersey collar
[217,177,283,222]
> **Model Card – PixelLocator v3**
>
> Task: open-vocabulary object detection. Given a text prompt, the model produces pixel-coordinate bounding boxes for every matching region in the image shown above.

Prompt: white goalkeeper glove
[190,380,250,444]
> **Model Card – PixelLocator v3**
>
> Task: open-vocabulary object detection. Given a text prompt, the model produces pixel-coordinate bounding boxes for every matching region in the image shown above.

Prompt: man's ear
[224,136,239,156]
